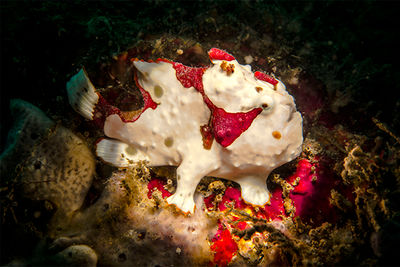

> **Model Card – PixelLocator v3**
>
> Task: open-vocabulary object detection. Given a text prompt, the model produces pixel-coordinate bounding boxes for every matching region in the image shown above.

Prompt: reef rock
[53,245,98,267]
[0,99,95,223]
[55,166,216,266]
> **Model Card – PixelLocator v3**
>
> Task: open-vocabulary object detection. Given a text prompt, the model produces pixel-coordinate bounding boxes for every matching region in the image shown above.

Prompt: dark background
[1,0,399,264]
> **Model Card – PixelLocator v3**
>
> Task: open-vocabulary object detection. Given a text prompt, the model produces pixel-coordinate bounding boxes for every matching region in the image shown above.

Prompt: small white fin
[66,68,99,120]
[166,193,195,214]
[238,176,270,206]
[96,139,149,167]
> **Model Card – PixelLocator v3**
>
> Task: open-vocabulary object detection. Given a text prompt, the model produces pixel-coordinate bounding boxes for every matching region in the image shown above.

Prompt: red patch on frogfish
[137,84,158,111]
[172,63,206,92]
[132,62,159,112]
[90,69,158,128]
[208,48,235,61]
[172,60,262,147]
[254,71,278,86]
[211,107,262,147]
[92,94,134,128]
[210,225,238,267]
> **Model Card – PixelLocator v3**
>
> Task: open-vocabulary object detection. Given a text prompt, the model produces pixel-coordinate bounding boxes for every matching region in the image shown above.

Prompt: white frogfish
[66,48,303,214]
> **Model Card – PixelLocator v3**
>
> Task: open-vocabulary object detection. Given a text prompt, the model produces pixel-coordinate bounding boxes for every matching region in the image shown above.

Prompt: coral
[210,226,238,266]
[53,165,217,266]
[341,145,392,232]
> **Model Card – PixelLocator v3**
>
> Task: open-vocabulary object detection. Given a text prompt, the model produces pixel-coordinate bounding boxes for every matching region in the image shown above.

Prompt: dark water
[1,1,399,265]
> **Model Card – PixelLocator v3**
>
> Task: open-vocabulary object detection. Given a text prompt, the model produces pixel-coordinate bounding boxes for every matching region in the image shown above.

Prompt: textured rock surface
[0,99,95,224]
[54,245,98,267]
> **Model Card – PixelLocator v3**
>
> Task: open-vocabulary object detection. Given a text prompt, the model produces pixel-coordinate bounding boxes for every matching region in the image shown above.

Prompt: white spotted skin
[101,62,221,214]
[72,56,303,214]
[203,59,279,113]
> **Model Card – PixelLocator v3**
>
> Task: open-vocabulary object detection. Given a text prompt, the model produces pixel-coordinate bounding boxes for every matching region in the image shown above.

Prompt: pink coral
[147,178,172,199]
[263,188,285,220]
[287,158,352,225]
[204,157,351,226]
[210,225,238,267]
